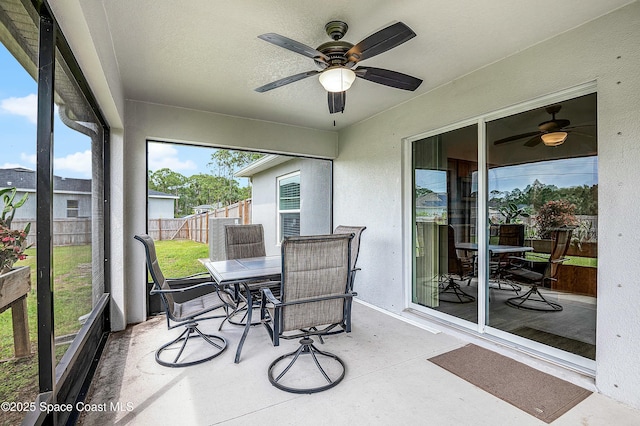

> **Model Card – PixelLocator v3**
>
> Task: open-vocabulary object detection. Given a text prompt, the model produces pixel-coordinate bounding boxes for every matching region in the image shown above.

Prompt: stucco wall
[334,2,640,409]
[250,158,332,254]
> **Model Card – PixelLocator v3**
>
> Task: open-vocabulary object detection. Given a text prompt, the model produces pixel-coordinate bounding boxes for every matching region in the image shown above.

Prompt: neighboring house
[415,192,447,218]
[147,189,179,219]
[235,155,332,255]
[192,204,214,214]
[1,168,176,220]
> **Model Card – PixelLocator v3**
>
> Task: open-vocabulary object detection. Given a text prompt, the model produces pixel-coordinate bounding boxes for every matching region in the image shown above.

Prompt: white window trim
[276,171,300,244]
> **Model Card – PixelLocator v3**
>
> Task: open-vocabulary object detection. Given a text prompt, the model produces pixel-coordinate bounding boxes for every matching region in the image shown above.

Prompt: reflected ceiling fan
[493,105,593,147]
[255,20,423,114]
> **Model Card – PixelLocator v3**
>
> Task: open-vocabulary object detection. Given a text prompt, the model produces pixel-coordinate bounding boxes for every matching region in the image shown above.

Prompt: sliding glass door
[410,89,597,365]
[485,93,597,361]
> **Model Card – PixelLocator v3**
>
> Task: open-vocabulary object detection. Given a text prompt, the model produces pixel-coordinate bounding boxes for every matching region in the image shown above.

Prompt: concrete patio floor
[78,301,640,425]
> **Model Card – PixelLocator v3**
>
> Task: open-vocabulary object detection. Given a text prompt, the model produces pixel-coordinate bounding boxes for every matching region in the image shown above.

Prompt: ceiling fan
[493,104,593,147]
[254,20,423,114]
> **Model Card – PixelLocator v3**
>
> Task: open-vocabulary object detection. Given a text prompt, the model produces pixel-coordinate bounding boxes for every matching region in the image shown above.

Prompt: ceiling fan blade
[345,22,416,64]
[524,135,542,147]
[493,131,541,145]
[355,67,422,91]
[258,33,329,63]
[328,91,346,114]
[255,70,320,93]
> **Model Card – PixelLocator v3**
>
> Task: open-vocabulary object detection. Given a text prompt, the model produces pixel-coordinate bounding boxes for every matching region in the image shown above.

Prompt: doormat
[428,344,591,423]
[510,326,596,360]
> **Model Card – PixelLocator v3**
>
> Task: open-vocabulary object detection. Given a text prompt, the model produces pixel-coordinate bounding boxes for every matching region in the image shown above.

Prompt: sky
[0,46,214,180]
[416,156,598,195]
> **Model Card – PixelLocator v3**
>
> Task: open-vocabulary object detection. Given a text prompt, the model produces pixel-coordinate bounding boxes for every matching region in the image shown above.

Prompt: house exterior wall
[0,190,92,219]
[334,2,640,409]
[250,158,332,255]
[53,193,92,218]
[147,197,175,219]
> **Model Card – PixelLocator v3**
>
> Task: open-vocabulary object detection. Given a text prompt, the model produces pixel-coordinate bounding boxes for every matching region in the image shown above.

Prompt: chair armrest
[261,287,281,305]
[551,257,569,264]
[150,281,215,295]
[166,272,210,281]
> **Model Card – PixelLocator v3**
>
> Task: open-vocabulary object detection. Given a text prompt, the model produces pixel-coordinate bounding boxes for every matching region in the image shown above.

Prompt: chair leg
[505,284,563,312]
[156,323,227,367]
[268,337,346,394]
[439,276,475,303]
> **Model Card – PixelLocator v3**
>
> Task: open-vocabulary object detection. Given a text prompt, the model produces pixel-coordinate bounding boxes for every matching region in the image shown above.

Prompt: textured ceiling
[96,0,630,131]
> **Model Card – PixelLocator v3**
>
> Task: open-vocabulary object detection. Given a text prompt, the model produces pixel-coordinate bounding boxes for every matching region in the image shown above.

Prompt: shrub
[535,200,577,239]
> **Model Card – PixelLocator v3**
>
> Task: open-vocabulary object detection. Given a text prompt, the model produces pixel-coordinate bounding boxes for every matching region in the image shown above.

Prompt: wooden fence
[149,198,252,242]
[10,199,251,246]
[12,218,92,247]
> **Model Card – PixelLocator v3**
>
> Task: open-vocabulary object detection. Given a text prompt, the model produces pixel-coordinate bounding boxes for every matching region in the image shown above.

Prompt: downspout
[59,105,104,309]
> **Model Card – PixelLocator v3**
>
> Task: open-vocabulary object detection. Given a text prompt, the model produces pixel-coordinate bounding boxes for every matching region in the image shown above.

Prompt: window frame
[276,171,301,243]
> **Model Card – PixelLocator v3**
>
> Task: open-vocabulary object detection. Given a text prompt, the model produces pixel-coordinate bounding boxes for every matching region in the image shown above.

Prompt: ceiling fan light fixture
[319,67,356,92]
[541,131,568,146]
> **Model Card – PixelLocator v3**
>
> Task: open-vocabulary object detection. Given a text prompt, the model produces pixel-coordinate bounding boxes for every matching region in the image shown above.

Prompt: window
[278,172,300,240]
[67,199,79,217]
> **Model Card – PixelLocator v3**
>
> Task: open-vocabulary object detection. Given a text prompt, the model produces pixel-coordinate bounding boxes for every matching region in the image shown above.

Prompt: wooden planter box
[524,239,598,258]
[555,264,597,297]
[0,266,31,357]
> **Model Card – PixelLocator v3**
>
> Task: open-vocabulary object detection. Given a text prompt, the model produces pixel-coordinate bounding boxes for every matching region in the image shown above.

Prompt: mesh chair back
[498,224,524,246]
[333,225,366,271]
[224,224,266,260]
[280,234,351,332]
[548,229,572,279]
[134,234,176,315]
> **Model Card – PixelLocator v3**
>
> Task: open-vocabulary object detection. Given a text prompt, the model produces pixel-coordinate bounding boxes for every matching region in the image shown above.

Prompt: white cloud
[148,142,197,172]
[1,94,38,124]
[55,150,92,177]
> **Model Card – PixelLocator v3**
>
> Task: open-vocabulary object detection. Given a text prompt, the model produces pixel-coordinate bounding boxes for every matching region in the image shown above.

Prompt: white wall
[250,158,332,254]
[334,2,640,409]
[147,198,175,219]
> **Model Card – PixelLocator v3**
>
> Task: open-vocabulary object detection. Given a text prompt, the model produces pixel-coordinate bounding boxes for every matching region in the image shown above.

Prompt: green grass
[0,239,209,423]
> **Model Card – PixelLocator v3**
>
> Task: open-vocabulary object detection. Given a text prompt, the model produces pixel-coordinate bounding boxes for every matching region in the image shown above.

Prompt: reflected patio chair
[134,234,227,367]
[260,234,355,394]
[505,229,572,312]
[439,225,475,303]
[333,225,366,291]
[221,224,280,328]
[489,223,525,293]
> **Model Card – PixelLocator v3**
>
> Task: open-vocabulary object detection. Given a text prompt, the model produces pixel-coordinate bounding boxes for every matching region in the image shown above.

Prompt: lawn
[0,239,208,426]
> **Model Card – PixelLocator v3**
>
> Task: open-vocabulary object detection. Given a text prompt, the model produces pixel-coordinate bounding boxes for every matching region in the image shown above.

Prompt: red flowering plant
[0,187,31,274]
[534,199,577,239]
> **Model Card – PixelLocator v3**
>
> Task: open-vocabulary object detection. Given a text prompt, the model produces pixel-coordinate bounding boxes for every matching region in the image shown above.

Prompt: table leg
[234,283,252,364]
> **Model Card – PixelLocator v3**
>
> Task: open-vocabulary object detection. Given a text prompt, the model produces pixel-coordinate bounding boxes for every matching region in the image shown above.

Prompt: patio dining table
[202,255,282,363]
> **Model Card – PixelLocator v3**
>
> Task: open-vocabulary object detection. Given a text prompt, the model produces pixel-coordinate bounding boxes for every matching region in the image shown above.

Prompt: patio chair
[220,224,280,328]
[134,234,228,367]
[333,225,366,291]
[504,229,573,311]
[260,234,355,394]
[439,225,475,303]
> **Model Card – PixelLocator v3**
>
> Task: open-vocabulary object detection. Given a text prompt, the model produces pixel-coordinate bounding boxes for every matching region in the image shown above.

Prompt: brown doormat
[428,344,591,423]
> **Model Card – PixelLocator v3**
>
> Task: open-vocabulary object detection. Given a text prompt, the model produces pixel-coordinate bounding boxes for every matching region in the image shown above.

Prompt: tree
[534,200,577,239]
[208,150,263,207]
